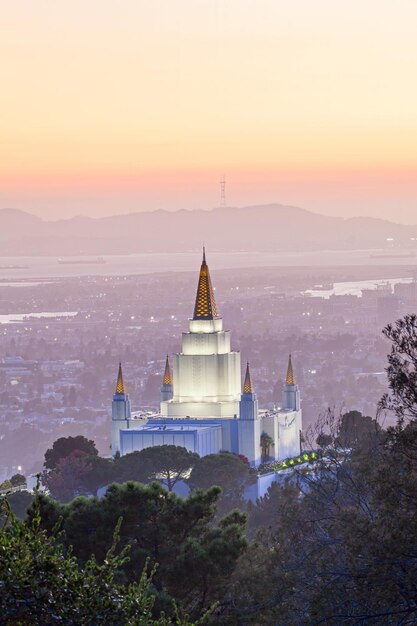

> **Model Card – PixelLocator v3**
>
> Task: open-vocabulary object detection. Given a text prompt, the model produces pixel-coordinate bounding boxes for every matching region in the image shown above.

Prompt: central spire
[193,247,219,320]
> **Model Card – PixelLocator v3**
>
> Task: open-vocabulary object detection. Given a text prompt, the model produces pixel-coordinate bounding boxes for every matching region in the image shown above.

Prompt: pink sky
[1,1,417,223]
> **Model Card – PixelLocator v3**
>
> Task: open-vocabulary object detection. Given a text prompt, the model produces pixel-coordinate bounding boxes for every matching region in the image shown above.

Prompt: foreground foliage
[218,315,417,625]
[32,481,247,617]
[0,494,211,625]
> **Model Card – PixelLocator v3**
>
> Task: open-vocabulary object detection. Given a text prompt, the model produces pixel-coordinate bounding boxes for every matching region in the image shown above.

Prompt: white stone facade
[161,316,241,419]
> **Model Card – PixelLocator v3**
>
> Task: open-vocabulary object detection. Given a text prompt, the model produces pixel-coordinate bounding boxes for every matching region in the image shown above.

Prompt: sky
[1,0,417,223]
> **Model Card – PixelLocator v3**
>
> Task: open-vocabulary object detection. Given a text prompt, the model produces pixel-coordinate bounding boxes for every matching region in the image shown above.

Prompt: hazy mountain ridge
[0,205,416,256]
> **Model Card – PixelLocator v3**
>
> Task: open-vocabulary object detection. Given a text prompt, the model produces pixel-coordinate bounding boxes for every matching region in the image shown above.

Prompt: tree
[80,455,115,495]
[137,445,199,492]
[0,479,12,493]
[0,495,208,625]
[335,410,381,449]
[260,432,274,463]
[245,480,301,538]
[44,435,98,470]
[43,451,114,502]
[42,451,93,503]
[379,313,417,423]
[5,490,33,520]
[188,453,254,515]
[115,445,199,492]
[33,481,247,617]
[114,450,150,484]
[10,473,27,488]
[315,433,332,448]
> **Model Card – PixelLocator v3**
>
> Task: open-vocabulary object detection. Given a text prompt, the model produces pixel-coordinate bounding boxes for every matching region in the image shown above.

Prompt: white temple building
[111,250,302,467]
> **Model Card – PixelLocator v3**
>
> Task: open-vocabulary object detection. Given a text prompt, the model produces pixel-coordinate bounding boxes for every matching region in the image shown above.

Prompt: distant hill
[0,205,416,256]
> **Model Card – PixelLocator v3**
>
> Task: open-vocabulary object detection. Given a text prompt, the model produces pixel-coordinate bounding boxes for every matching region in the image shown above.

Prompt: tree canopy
[188,452,255,516]
[335,409,381,448]
[0,495,209,625]
[115,445,199,491]
[32,481,247,617]
[380,313,417,423]
[5,490,33,521]
[10,473,27,488]
[44,435,98,470]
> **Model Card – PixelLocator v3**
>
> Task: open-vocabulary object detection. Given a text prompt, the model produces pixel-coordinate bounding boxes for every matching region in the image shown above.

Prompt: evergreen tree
[0,495,210,625]
[115,445,199,491]
[188,452,255,515]
[44,435,98,470]
[32,481,247,617]
[10,473,27,488]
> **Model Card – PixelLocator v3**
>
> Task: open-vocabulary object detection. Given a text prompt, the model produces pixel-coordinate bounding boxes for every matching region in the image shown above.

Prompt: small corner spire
[163,354,172,386]
[286,353,295,386]
[193,248,219,320]
[243,361,254,394]
[116,362,126,395]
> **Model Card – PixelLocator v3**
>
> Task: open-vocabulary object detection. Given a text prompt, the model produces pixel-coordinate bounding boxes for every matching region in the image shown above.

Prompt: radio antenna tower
[220,175,226,207]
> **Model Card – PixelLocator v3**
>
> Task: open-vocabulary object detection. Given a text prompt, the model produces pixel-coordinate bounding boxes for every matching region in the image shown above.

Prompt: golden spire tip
[243,361,254,394]
[193,247,219,320]
[163,354,172,386]
[116,362,126,395]
[286,353,295,386]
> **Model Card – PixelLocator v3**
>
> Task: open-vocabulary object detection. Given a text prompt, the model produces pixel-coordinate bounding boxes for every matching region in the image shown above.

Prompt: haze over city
[1,1,417,222]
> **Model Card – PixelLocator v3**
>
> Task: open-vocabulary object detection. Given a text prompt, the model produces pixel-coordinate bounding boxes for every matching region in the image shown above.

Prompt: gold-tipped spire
[193,247,219,320]
[243,361,254,394]
[163,354,172,386]
[286,354,295,386]
[115,362,126,395]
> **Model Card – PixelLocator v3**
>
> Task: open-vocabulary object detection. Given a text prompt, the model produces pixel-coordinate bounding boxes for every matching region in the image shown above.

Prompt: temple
[111,250,302,467]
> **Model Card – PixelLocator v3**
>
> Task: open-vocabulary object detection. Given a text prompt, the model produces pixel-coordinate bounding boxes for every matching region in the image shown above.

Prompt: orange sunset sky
[1,1,417,222]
